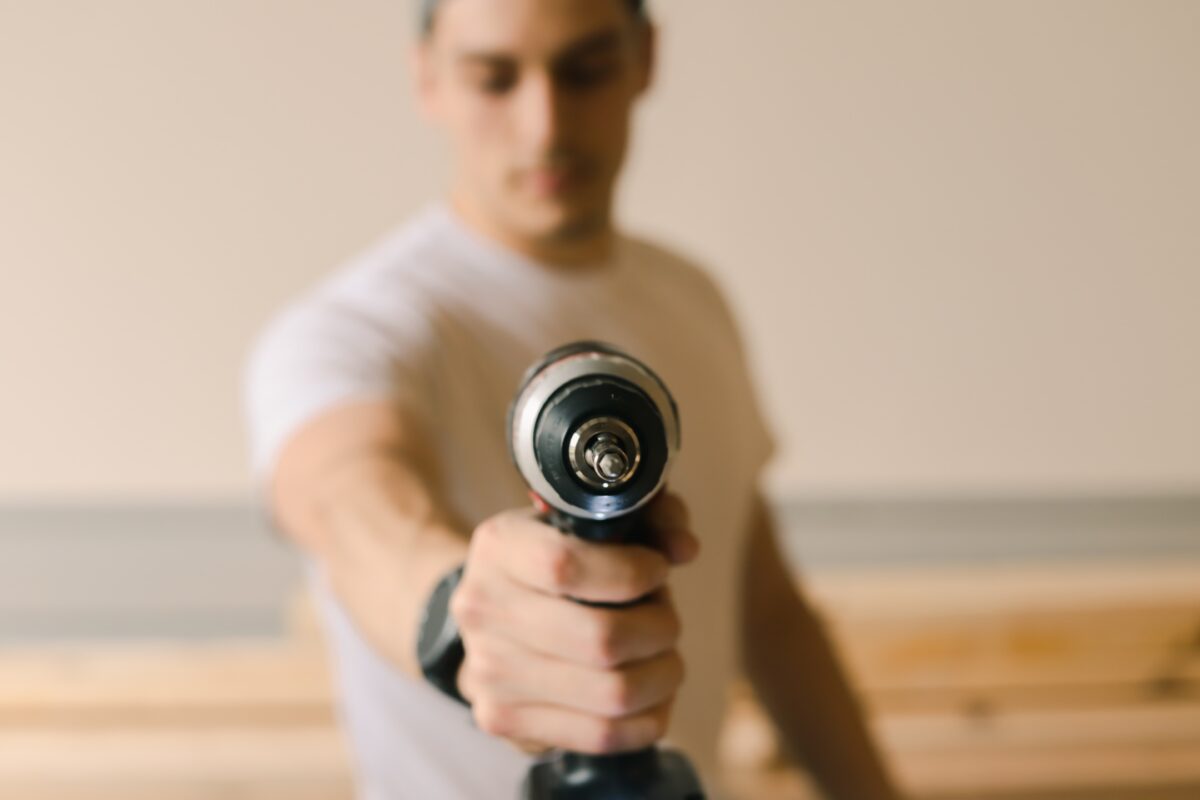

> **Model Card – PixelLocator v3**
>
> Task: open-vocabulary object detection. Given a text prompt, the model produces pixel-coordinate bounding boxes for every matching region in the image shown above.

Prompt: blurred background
[1,1,1197,798]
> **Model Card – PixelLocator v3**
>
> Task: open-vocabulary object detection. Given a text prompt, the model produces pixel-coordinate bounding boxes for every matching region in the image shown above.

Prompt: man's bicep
[242,286,435,479]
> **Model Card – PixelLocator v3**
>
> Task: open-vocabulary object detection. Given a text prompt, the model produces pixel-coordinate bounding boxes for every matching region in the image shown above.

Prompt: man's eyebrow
[454,27,625,67]
[552,28,625,63]
[455,51,513,68]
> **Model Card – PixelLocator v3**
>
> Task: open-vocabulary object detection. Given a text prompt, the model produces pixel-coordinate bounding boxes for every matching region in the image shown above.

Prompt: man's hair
[419,0,647,38]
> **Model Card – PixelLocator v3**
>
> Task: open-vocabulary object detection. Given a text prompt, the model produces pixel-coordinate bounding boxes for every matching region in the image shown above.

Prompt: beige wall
[2,1,1197,501]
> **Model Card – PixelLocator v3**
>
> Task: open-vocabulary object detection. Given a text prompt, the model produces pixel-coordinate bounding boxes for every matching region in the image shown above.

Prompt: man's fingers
[472,698,674,756]
[650,524,700,566]
[461,635,684,717]
[643,491,700,565]
[472,509,671,603]
[459,502,691,756]
[454,581,681,669]
[511,737,551,757]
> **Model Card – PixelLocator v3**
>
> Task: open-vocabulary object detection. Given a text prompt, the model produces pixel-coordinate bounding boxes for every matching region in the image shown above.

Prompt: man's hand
[451,491,699,756]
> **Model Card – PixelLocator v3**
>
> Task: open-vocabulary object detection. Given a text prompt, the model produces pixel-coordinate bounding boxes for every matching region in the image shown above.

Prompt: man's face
[416,0,653,247]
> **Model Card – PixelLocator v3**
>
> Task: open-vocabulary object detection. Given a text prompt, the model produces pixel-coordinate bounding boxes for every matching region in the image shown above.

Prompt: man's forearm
[739,494,901,800]
[269,402,470,679]
[306,452,469,677]
[742,597,900,800]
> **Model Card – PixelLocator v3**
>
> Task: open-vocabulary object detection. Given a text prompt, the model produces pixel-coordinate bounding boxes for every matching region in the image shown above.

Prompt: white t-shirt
[242,204,775,799]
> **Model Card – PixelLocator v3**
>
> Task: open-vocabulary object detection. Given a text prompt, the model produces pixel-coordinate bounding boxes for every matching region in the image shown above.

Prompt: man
[243,1,901,798]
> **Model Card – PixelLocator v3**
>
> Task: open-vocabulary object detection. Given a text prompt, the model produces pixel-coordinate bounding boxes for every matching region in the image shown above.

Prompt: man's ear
[410,41,441,122]
[634,21,657,95]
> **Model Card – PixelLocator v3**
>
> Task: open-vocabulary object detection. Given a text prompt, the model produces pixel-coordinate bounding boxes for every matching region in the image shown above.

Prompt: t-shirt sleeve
[726,315,777,482]
[241,283,434,484]
[686,263,778,482]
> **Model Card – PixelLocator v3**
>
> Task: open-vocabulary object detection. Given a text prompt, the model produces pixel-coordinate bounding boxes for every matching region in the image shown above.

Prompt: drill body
[507,341,706,800]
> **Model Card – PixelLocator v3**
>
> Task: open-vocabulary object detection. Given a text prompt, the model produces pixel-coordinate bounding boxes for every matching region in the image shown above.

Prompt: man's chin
[515,196,609,242]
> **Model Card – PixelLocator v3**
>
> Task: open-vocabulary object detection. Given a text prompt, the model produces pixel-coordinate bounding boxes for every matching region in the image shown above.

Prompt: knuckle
[473,515,500,546]
[636,558,668,595]
[585,715,660,754]
[645,711,667,742]
[658,698,677,731]
[463,650,502,688]
[541,542,576,592]
[647,597,681,646]
[587,616,623,668]
[448,585,484,630]
[457,661,480,702]
[600,671,637,716]
[662,604,682,643]
[473,701,515,738]
[587,719,626,754]
[668,649,686,687]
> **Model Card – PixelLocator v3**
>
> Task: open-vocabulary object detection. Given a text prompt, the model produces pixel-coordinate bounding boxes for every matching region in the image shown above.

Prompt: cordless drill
[507,340,706,800]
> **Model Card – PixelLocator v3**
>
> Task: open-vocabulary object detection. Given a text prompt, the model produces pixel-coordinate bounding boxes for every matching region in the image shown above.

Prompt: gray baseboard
[775,492,1200,567]
[0,503,301,642]
[1,493,1197,642]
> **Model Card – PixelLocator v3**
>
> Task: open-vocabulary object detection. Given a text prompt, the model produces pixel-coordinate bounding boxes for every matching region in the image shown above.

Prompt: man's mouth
[522,163,587,197]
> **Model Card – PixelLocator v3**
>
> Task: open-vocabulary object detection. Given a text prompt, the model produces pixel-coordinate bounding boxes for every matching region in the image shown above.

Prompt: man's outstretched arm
[739,493,903,800]
[267,398,699,755]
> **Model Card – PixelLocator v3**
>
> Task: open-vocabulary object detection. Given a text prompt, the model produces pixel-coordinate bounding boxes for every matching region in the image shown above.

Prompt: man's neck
[449,193,616,269]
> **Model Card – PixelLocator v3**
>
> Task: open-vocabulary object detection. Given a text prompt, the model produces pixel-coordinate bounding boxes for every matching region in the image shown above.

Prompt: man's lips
[523,165,585,195]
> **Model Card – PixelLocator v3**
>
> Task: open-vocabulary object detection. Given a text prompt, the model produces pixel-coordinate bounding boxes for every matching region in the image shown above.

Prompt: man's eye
[471,69,517,96]
[557,61,620,91]
[477,72,516,95]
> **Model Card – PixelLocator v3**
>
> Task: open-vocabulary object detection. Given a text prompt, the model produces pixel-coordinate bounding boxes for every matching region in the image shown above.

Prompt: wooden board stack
[1,561,1196,799]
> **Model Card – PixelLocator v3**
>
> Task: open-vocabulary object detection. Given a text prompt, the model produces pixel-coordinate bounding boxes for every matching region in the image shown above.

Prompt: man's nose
[516,71,568,152]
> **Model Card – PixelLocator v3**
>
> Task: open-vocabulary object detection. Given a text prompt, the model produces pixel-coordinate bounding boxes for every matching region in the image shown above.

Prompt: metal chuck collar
[507,341,681,526]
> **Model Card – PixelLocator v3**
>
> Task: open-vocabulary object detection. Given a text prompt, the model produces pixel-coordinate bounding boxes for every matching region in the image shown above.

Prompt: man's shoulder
[320,206,458,297]
[623,234,732,314]
[251,208,455,353]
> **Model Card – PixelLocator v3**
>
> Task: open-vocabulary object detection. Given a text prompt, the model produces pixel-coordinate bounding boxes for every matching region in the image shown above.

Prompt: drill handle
[543,507,642,545]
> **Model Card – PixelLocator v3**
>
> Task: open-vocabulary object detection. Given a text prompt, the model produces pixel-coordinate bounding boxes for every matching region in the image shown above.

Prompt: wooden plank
[806,561,1200,712]
[2,560,1197,799]
[0,727,352,799]
[727,766,1200,800]
[0,787,352,800]
[874,704,1200,751]
[864,681,1199,716]
[4,580,1194,727]
[834,605,1200,663]
[720,681,1200,780]
[895,740,1200,798]
[283,564,1200,703]
[723,696,1200,796]
[0,641,334,725]
[801,561,1200,618]
[721,767,819,800]
[833,614,1200,709]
